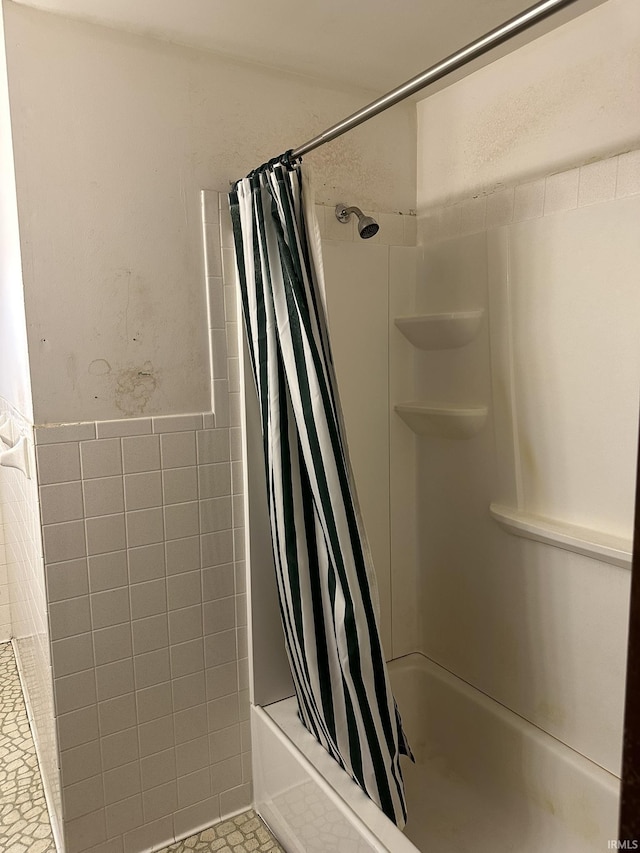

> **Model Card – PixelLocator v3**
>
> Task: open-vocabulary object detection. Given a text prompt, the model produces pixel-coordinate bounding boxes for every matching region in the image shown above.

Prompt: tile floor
[0,641,56,853]
[159,810,284,852]
[0,641,283,853]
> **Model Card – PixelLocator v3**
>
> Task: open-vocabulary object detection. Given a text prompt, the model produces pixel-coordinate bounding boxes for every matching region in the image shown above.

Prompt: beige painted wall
[416,0,640,208]
[3,1,416,426]
[0,2,31,419]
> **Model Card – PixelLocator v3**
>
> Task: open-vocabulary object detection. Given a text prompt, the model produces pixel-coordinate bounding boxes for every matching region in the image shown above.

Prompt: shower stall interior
[239,174,637,850]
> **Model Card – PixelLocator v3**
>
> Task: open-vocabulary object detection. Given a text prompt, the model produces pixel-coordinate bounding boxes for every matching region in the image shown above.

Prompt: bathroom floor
[0,641,56,853]
[0,641,283,853]
[158,810,284,852]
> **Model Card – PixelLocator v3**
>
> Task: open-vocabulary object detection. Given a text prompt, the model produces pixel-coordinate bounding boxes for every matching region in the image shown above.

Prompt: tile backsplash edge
[419,147,640,244]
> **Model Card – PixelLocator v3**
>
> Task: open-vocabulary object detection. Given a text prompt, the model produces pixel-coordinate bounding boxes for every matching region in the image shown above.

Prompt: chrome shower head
[335,204,379,239]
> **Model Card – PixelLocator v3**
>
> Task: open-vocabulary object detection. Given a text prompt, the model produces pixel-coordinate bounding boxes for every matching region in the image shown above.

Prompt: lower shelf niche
[394,402,488,439]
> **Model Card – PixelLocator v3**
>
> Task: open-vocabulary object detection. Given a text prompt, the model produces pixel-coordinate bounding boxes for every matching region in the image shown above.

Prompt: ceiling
[9,0,604,95]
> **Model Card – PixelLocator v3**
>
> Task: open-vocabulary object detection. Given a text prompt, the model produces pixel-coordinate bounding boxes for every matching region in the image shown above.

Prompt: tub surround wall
[409,147,639,778]
[411,0,639,789]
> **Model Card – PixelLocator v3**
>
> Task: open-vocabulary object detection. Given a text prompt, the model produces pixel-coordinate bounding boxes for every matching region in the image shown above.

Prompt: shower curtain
[229,159,411,828]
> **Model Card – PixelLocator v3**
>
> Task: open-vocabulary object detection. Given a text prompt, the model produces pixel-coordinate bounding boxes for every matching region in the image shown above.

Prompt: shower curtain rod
[286,0,581,162]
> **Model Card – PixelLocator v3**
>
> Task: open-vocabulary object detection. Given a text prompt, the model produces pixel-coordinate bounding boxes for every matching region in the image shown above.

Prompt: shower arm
[285,0,582,163]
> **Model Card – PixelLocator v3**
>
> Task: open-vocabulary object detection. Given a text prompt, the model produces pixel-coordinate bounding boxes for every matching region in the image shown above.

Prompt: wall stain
[114,361,158,416]
[88,358,112,376]
[87,359,159,415]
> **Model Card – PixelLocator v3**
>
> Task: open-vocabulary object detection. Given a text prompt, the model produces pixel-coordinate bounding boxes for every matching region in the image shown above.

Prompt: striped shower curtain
[229,159,411,828]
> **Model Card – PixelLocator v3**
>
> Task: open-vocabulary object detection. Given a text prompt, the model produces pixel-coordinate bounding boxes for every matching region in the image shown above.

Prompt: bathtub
[251,653,620,852]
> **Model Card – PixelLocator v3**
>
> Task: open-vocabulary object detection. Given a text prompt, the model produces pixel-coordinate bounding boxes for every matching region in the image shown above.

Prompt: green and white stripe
[230,162,411,828]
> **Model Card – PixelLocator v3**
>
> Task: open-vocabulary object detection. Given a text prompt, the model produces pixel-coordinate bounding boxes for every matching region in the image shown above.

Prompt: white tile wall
[0,397,64,848]
[419,149,640,243]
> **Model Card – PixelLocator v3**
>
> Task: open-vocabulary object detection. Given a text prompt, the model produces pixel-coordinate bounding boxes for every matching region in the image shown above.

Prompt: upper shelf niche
[394,310,484,350]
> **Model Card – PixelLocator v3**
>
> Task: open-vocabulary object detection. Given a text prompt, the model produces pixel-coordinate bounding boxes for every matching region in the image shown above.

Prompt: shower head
[335,204,379,239]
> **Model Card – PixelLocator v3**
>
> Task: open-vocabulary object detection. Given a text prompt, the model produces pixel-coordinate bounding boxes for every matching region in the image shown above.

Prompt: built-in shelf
[395,403,488,439]
[394,310,484,350]
[490,503,632,569]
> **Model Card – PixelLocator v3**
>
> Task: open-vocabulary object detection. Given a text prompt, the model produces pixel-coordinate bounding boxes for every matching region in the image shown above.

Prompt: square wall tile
[86,514,126,556]
[41,481,84,524]
[138,715,175,758]
[91,587,130,629]
[134,647,170,690]
[164,502,199,540]
[122,815,174,853]
[43,520,87,564]
[168,605,203,645]
[96,658,135,701]
[160,432,196,469]
[65,808,107,853]
[142,780,178,824]
[130,579,167,621]
[124,472,162,511]
[81,440,123,479]
[94,623,132,666]
[162,467,198,505]
[140,749,176,792]
[203,597,235,635]
[136,681,173,724]
[57,704,100,750]
[101,727,139,771]
[210,755,242,794]
[201,532,233,570]
[60,740,102,786]
[98,693,137,736]
[202,563,234,600]
[46,558,89,602]
[105,794,143,838]
[165,537,200,576]
[103,761,141,806]
[174,704,208,746]
[578,157,618,206]
[172,671,206,713]
[54,669,97,714]
[543,168,579,215]
[122,436,161,474]
[49,596,92,640]
[126,508,164,548]
[177,766,210,808]
[205,662,238,701]
[200,497,232,534]
[88,551,128,594]
[204,630,236,670]
[132,614,169,655]
[37,442,81,484]
[83,477,124,518]
[52,633,95,677]
[616,149,640,197]
[209,724,241,764]
[167,570,201,610]
[170,638,204,678]
[197,429,230,465]
[128,543,165,584]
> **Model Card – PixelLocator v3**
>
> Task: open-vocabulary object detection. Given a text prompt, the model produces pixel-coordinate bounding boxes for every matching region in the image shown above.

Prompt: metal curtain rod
[289,0,581,161]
